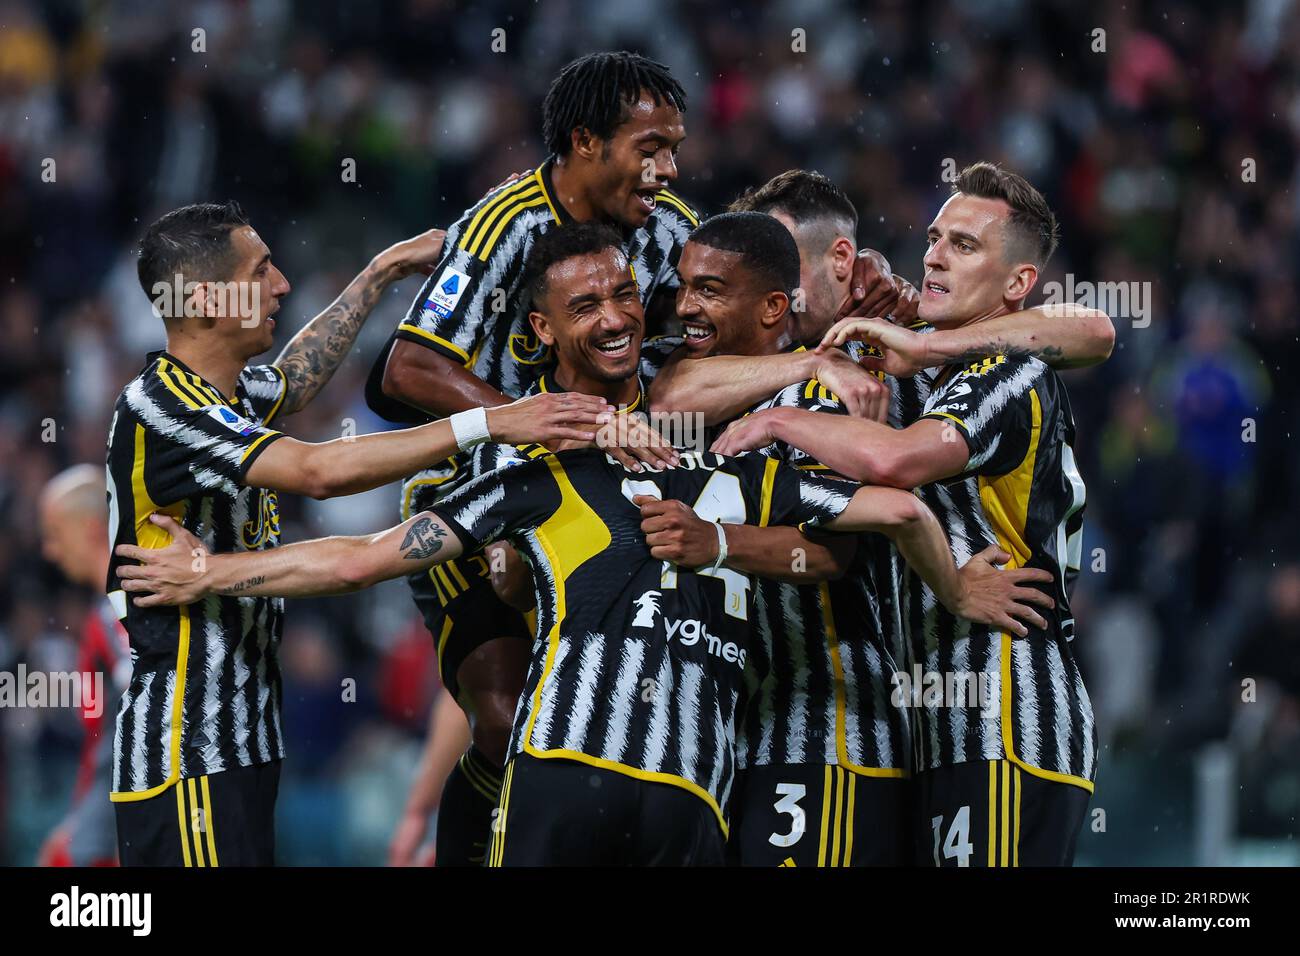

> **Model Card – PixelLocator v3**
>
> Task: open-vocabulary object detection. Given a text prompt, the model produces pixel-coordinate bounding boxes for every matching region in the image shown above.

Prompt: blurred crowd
[0,0,1296,864]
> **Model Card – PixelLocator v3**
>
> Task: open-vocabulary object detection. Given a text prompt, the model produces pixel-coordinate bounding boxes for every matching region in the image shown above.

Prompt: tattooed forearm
[275,263,390,415]
[400,517,447,560]
[217,575,266,595]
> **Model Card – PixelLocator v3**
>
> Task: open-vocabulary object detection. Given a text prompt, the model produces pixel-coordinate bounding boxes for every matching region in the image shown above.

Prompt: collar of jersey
[148,349,238,407]
[539,157,571,225]
[537,369,645,414]
[540,155,648,260]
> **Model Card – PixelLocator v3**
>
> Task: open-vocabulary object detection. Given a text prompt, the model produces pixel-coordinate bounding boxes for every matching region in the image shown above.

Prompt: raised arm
[275,229,447,415]
[823,485,1053,636]
[821,304,1114,376]
[115,511,466,606]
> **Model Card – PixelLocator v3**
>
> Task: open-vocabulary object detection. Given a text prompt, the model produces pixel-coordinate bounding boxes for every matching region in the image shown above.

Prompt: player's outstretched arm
[633,496,857,582]
[712,407,967,489]
[650,346,888,424]
[824,486,1054,636]
[245,391,612,500]
[115,511,465,606]
[821,303,1114,376]
[275,228,447,416]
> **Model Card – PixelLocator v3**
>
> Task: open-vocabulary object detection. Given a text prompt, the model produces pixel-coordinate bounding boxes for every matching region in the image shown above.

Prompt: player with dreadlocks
[364,51,697,866]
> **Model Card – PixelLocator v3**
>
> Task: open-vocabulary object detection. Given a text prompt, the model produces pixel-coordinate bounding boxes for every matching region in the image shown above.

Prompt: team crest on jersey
[509,331,552,365]
[241,489,281,550]
[205,404,258,436]
[424,266,471,320]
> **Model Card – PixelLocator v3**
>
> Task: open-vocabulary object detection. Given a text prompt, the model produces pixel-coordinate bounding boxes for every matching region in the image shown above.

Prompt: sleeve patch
[205,404,259,436]
[424,266,472,320]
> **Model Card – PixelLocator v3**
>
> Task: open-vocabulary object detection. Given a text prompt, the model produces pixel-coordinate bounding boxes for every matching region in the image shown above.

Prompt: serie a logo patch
[205,404,258,436]
[424,266,471,320]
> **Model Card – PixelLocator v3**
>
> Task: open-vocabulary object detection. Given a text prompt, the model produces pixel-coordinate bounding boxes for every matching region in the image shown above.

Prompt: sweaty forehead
[932,193,1011,240]
[678,241,745,281]
[230,225,269,264]
[546,248,632,304]
[618,95,685,142]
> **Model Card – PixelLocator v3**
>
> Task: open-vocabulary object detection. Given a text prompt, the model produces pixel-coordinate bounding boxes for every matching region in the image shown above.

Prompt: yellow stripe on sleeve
[239,430,280,465]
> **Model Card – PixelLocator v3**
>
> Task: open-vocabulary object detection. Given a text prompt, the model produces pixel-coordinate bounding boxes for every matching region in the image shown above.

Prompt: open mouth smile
[595,333,633,358]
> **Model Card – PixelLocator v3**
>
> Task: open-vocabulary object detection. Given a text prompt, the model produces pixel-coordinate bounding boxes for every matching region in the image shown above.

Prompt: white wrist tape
[449,407,491,450]
[709,521,728,573]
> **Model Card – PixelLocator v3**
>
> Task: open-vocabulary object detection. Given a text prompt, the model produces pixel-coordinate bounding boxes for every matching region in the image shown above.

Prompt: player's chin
[916,298,949,325]
[590,351,639,383]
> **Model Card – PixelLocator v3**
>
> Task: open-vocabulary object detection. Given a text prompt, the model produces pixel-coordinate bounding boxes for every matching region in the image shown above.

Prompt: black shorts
[915,759,1091,867]
[114,760,281,867]
[486,753,726,867]
[407,554,531,701]
[729,763,911,867]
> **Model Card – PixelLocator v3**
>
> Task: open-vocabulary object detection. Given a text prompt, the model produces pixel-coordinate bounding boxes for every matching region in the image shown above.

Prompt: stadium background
[0,0,1296,865]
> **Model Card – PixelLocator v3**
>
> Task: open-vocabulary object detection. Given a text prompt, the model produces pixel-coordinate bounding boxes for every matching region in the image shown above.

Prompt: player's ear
[830,236,856,281]
[1004,262,1038,304]
[762,291,789,329]
[570,127,599,162]
[185,281,218,323]
[529,310,556,347]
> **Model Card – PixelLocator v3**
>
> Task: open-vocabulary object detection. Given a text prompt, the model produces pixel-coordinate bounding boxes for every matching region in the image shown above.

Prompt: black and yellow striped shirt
[105,351,288,800]
[736,372,912,777]
[912,352,1096,789]
[369,156,698,524]
[428,448,855,833]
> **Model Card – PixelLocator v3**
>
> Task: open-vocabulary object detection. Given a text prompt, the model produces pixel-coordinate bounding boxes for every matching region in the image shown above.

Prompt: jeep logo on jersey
[632,590,660,627]
[424,266,471,320]
[629,590,746,668]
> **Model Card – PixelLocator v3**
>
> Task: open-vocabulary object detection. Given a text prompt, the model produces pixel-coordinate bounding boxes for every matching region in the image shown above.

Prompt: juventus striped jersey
[734,374,912,776]
[426,448,854,831]
[105,351,289,799]
[907,353,1096,789]
[371,158,697,522]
